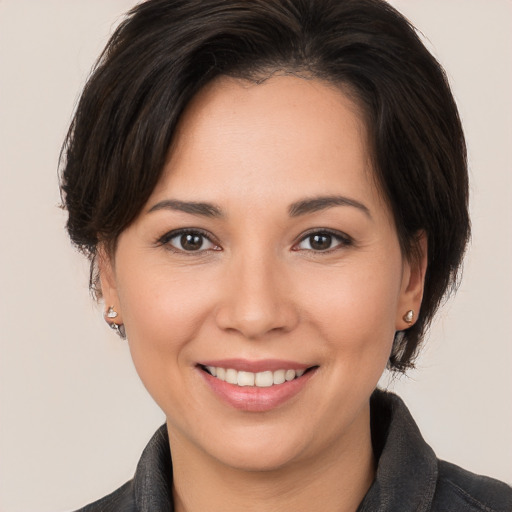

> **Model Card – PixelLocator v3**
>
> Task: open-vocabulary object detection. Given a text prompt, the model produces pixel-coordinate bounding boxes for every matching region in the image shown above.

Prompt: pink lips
[197,359,317,412]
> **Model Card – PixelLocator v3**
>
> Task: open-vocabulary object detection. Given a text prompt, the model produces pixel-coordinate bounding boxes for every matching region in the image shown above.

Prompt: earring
[403,310,414,324]
[106,306,118,319]
[108,321,126,339]
[104,306,126,339]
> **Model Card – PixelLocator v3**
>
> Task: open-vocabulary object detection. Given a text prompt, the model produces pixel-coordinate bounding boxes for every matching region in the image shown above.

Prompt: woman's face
[101,76,425,471]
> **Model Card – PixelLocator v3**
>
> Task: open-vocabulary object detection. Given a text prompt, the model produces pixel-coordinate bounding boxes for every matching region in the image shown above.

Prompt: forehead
[150,75,381,214]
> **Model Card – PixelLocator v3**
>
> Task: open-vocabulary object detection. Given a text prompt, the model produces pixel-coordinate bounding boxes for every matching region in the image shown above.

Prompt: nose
[215,252,299,340]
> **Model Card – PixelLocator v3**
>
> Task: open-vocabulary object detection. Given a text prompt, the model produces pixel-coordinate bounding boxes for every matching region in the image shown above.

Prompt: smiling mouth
[199,365,316,388]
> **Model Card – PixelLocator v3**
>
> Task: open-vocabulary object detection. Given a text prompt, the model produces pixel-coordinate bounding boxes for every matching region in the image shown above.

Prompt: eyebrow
[147,199,223,218]
[147,195,371,219]
[288,195,371,218]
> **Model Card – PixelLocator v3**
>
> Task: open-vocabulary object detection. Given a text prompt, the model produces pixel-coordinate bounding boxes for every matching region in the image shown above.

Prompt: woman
[58,0,511,510]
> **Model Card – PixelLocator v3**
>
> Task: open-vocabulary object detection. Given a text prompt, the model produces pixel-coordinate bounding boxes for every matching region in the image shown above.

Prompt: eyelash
[292,229,353,253]
[157,228,220,254]
[156,228,353,254]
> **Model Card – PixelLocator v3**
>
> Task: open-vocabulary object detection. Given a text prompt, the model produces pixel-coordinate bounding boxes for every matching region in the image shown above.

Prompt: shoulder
[365,390,512,512]
[432,460,512,512]
[73,480,136,512]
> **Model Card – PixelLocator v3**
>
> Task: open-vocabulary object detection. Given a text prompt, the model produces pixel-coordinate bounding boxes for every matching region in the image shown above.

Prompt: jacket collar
[133,426,174,511]
[357,390,438,511]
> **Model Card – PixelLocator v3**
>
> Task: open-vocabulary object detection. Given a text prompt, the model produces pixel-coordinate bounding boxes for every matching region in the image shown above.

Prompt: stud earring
[403,310,414,324]
[106,306,118,319]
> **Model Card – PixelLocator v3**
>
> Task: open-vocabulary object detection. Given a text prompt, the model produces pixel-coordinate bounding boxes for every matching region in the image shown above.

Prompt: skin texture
[100,76,427,512]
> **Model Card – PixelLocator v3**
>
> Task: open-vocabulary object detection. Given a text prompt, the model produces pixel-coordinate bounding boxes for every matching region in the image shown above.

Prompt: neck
[168,405,375,512]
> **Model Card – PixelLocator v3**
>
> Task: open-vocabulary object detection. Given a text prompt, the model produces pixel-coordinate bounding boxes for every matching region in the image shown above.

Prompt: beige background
[0,1,511,510]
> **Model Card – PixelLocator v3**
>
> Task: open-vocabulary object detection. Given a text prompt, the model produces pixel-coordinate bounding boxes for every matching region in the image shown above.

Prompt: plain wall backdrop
[0,1,511,510]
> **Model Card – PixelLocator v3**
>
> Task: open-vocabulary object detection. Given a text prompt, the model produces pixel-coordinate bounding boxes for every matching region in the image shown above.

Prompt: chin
[212,442,303,473]
[193,422,311,473]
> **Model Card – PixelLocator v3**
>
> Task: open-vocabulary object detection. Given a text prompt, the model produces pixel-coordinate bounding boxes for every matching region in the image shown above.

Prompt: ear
[396,232,428,330]
[97,246,123,324]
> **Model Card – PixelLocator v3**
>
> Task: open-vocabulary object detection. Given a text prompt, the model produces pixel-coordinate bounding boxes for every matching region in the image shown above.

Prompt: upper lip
[197,358,313,373]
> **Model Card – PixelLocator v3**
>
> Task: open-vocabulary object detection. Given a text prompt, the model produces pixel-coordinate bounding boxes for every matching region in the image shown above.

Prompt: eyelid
[292,228,353,252]
[157,228,221,253]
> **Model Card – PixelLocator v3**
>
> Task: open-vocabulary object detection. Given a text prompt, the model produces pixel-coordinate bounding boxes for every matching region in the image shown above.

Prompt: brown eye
[295,230,352,252]
[180,233,204,251]
[162,230,219,252]
[309,234,332,251]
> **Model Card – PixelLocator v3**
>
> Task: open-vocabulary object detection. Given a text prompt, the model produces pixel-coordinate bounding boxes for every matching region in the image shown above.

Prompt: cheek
[118,257,215,336]
[300,254,402,360]
[114,260,218,405]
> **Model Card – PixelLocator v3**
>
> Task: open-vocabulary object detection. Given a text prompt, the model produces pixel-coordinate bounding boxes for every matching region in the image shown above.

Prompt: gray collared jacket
[76,390,512,511]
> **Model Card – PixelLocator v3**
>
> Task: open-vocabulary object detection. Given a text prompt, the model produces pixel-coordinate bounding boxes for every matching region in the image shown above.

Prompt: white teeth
[225,368,238,385]
[205,366,308,387]
[237,371,255,387]
[285,369,296,381]
[255,371,273,387]
[273,369,286,385]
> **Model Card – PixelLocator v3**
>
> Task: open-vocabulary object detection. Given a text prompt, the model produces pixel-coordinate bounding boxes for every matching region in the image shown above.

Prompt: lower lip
[198,367,317,412]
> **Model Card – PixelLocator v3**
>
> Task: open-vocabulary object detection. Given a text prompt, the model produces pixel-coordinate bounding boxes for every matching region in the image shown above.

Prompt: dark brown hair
[60,0,470,372]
